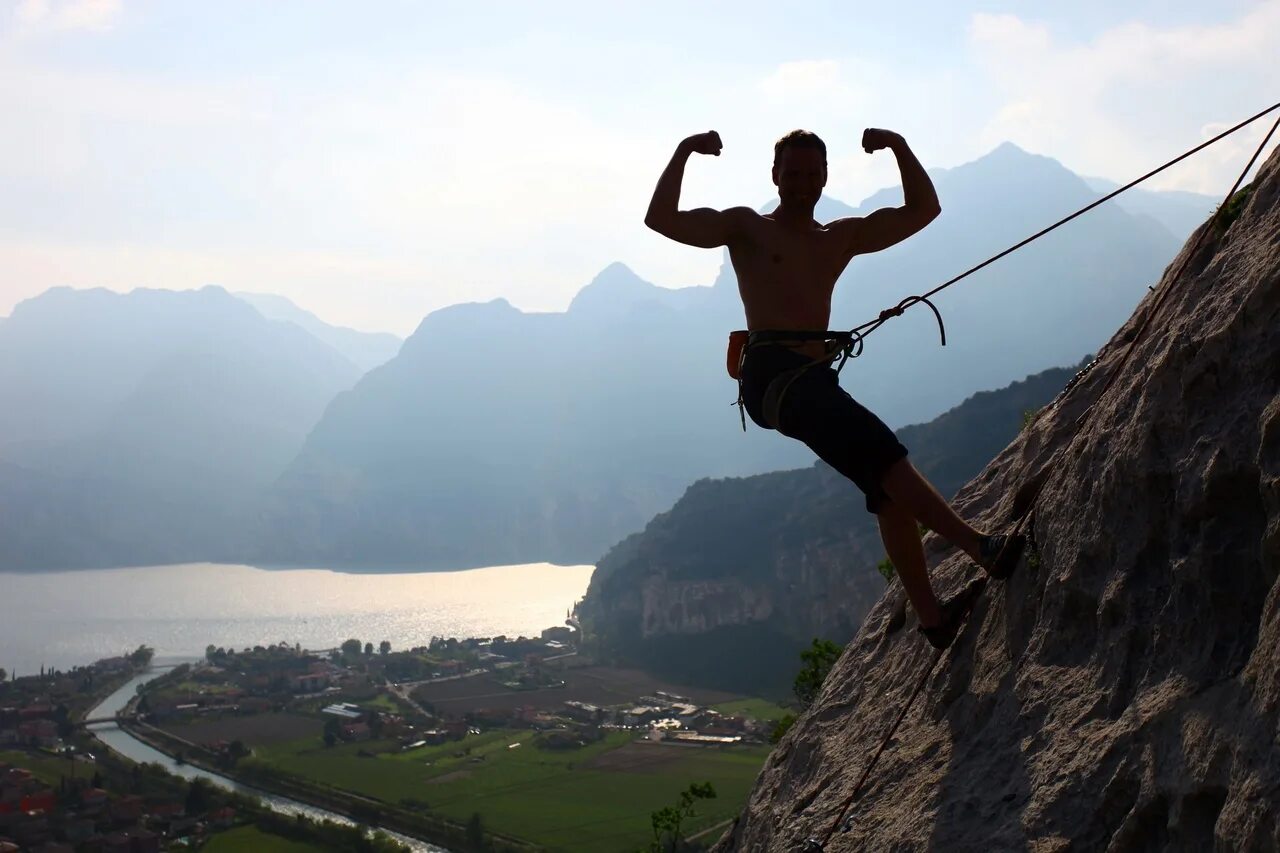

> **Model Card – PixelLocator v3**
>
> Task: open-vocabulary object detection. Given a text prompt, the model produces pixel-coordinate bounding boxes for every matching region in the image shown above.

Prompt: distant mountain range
[234,291,402,372]
[0,286,361,568]
[0,143,1216,571]
[1082,176,1219,240]
[257,143,1210,569]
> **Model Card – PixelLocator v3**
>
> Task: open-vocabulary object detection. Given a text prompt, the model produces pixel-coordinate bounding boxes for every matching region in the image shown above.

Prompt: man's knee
[879,455,912,486]
[875,495,912,524]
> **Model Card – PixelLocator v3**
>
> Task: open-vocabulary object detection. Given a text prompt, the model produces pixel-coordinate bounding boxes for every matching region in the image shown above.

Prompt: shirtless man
[644,128,1023,650]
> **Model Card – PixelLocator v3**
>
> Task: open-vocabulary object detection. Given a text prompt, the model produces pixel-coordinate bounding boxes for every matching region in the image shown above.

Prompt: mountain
[0,286,361,570]
[715,142,1280,851]
[1083,175,1217,242]
[234,291,402,372]
[259,143,1184,570]
[575,359,1087,694]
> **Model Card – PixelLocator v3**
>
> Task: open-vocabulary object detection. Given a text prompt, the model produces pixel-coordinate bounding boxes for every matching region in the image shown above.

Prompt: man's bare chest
[731,226,848,285]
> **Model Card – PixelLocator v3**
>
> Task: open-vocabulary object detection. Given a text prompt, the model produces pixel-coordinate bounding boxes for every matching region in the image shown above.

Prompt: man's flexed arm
[645,131,747,249]
[842,130,941,256]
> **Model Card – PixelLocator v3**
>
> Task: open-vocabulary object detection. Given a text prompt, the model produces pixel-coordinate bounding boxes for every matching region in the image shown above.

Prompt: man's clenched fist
[683,130,723,156]
[862,128,903,153]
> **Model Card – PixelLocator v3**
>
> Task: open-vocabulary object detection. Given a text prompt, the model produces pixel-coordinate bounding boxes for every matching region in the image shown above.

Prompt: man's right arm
[644,133,748,248]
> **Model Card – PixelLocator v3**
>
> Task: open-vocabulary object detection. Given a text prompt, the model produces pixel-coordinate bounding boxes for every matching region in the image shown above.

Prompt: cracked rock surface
[715,145,1280,852]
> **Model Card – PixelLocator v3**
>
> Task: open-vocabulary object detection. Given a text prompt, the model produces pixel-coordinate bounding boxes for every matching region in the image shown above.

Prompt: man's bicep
[844,207,921,256]
[652,206,749,249]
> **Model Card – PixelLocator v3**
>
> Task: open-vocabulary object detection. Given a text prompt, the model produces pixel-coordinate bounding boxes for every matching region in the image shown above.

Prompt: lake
[0,561,595,676]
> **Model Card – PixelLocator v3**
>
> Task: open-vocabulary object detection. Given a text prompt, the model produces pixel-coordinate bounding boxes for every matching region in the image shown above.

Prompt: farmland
[247,730,770,853]
[410,664,742,714]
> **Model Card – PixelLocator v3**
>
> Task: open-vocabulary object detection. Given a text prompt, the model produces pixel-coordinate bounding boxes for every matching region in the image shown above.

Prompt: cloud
[968,5,1280,193]
[756,58,884,116]
[0,56,686,329]
[759,60,844,100]
[13,0,120,34]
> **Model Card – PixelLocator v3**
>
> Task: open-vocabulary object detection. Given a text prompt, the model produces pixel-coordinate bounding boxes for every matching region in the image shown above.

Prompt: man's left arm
[838,130,941,256]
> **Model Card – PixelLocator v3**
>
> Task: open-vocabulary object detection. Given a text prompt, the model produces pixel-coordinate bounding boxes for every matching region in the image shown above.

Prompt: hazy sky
[2,0,1277,335]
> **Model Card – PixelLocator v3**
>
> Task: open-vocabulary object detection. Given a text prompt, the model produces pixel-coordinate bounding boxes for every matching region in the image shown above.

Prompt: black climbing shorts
[741,343,908,514]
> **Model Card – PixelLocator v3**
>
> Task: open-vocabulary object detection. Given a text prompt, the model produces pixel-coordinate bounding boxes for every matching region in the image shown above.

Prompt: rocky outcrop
[716,148,1280,849]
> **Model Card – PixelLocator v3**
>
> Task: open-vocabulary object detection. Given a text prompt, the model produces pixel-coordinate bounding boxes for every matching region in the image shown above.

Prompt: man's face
[772,145,827,209]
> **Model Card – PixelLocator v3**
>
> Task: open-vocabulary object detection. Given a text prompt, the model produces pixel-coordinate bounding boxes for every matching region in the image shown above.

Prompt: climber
[643,127,1024,649]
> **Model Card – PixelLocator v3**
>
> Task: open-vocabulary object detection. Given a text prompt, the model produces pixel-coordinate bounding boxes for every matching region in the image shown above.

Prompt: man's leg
[880,457,983,562]
[877,498,942,628]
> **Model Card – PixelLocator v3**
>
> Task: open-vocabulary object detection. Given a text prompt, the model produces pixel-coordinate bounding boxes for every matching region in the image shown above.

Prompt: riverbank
[84,668,451,853]
[117,719,532,852]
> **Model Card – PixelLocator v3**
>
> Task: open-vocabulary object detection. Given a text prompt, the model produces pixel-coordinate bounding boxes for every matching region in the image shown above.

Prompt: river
[87,666,451,852]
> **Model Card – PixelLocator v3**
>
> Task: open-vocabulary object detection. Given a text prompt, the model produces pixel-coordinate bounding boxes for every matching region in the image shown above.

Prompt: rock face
[716,147,1280,850]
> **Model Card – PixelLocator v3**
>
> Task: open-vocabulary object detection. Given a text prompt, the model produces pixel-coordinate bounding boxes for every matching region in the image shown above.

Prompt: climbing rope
[799,101,1280,853]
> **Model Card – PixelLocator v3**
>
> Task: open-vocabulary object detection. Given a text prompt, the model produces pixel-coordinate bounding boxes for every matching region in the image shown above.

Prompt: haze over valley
[0,144,1213,574]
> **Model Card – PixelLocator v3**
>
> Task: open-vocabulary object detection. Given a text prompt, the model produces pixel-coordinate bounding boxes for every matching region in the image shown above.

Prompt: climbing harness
[729,298,946,432]
[731,330,861,431]
[789,100,1280,852]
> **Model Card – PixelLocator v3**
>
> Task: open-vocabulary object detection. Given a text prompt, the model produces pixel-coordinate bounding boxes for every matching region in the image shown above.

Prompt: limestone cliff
[715,147,1280,849]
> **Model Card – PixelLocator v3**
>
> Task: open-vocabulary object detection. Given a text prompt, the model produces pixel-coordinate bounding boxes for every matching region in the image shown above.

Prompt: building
[540,626,576,643]
[290,673,329,693]
[341,723,371,741]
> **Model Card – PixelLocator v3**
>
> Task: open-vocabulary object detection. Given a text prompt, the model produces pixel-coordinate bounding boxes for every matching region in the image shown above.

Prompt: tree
[793,638,841,710]
[53,704,73,739]
[227,740,249,763]
[648,782,716,852]
[0,668,7,682]
[379,640,391,656]
[323,718,341,747]
[341,639,363,657]
[185,778,214,815]
[205,645,217,662]
[364,642,374,656]
[129,645,155,667]
[466,812,485,849]
[769,714,796,744]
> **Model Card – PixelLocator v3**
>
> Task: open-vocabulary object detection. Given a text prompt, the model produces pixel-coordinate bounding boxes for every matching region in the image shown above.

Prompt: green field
[249,731,770,852]
[0,749,91,786]
[710,698,793,723]
[203,825,326,852]
[361,693,404,713]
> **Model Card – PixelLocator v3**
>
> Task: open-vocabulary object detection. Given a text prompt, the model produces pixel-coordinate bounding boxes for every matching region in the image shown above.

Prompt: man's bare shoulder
[720,206,768,244]
[824,215,866,232]
[723,205,765,223]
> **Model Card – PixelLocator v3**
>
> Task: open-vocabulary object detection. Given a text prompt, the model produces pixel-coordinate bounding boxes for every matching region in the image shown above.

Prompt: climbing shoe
[917,578,987,650]
[978,533,1026,580]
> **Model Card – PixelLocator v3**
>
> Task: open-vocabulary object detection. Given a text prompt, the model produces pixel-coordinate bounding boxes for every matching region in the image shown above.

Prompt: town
[142,626,776,755]
[0,648,387,852]
[1,627,787,851]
